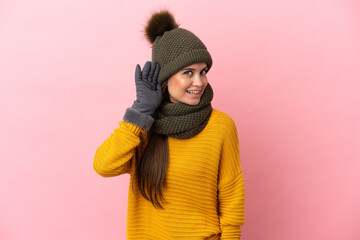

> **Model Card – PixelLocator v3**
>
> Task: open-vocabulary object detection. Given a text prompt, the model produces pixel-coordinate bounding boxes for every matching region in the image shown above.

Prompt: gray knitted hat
[145,10,212,84]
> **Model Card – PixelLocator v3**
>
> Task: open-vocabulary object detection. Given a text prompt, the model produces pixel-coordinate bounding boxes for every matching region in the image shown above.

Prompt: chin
[170,95,201,105]
[184,99,201,105]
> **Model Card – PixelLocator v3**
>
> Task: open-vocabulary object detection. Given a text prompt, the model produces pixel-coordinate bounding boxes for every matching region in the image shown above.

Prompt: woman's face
[167,62,209,105]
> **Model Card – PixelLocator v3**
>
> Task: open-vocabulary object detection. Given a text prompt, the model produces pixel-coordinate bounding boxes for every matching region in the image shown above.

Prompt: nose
[192,74,204,87]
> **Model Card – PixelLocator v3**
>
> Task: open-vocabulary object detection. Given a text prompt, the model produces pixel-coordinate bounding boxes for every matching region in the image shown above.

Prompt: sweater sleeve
[217,116,245,239]
[93,121,146,177]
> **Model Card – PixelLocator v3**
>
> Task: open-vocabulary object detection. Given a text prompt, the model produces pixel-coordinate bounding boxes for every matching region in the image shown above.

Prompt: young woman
[94,10,245,240]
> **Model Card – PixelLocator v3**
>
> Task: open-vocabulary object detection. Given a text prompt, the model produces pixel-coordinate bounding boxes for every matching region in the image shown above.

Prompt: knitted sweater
[93,109,245,239]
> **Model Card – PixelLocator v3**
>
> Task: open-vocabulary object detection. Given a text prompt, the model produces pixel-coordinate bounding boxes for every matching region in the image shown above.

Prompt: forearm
[219,172,245,239]
[220,225,241,239]
[93,121,144,177]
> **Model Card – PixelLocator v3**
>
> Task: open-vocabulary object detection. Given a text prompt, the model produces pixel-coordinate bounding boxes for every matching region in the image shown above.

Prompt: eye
[183,70,193,76]
[200,69,208,75]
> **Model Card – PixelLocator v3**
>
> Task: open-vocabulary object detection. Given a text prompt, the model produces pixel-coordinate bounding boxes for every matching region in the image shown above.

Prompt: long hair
[134,82,169,209]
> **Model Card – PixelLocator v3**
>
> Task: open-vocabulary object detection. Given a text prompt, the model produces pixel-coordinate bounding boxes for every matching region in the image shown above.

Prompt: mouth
[185,89,203,99]
[186,90,202,94]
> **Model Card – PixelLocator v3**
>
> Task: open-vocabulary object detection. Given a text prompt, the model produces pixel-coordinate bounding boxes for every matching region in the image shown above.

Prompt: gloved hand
[131,61,162,116]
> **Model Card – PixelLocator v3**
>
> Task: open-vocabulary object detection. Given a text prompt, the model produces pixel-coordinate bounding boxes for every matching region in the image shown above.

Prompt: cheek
[200,77,209,90]
[167,80,177,92]
[168,77,187,93]
[204,78,208,87]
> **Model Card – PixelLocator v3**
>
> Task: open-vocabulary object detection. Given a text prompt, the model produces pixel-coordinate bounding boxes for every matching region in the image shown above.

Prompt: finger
[142,61,151,80]
[153,63,160,84]
[148,61,156,81]
[135,64,141,82]
[156,82,162,92]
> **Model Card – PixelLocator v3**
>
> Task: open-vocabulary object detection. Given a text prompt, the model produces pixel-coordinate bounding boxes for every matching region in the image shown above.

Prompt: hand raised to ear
[132,61,162,116]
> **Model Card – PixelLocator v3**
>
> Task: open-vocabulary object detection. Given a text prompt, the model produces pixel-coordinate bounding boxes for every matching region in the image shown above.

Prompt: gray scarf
[151,84,213,139]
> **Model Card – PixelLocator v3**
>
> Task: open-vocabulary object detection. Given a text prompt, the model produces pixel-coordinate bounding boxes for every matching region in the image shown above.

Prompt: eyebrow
[181,67,208,71]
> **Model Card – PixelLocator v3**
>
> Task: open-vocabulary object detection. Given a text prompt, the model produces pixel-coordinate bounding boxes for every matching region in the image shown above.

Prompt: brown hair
[134,82,169,209]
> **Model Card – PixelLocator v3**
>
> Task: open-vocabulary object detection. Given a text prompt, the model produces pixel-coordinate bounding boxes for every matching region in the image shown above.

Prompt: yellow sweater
[93,109,245,239]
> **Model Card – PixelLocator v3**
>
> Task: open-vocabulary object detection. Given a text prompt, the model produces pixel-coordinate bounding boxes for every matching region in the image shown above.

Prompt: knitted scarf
[151,84,213,139]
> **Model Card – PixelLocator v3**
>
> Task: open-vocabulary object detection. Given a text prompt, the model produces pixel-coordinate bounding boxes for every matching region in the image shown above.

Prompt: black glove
[131,61,162,116]
[123,61,162,131]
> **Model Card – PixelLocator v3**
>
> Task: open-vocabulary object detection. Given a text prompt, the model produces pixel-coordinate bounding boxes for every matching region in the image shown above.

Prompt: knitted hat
[145,10,212,84]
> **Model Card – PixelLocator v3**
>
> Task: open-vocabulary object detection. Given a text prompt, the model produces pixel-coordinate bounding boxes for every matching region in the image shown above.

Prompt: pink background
[1,0,359,239]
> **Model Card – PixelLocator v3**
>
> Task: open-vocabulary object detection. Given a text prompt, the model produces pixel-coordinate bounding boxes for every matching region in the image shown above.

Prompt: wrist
[131,100,155,116]
[123,107,154,131]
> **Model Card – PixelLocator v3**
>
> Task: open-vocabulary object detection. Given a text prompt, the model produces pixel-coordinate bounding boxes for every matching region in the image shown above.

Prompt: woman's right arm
[94,61,162,177]
[93,121,145,177]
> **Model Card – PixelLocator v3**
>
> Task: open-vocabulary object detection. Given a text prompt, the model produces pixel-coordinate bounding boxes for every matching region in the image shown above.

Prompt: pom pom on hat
[145,10,179,44]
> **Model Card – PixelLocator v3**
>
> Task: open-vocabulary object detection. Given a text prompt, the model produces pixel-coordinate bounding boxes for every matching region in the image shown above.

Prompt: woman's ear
[162,80,168,89]
[161,81,170,101]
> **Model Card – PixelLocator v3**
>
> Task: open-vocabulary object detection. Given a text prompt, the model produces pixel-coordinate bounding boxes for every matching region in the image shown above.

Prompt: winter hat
[145,10,213,84]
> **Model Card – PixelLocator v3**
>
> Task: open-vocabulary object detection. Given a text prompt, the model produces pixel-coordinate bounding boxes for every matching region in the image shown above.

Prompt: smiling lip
[186,89,203,98]
[186,90,202,93]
